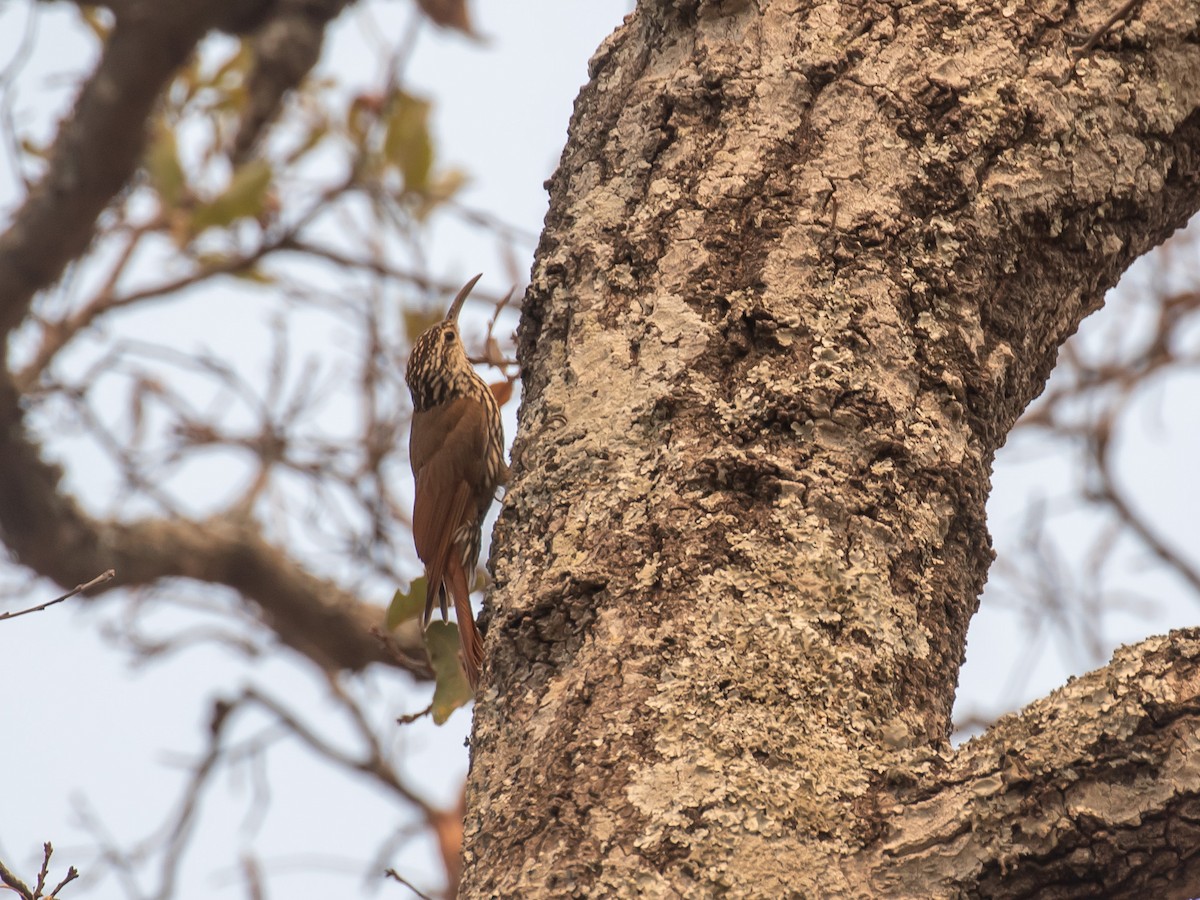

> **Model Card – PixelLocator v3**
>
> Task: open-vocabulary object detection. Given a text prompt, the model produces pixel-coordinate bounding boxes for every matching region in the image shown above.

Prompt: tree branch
[231,0,352,163]
[0,371,427,675]
[0,569,114,622]
[0,843,78,900]
[860,628,1200,898]
[0,0,258,342]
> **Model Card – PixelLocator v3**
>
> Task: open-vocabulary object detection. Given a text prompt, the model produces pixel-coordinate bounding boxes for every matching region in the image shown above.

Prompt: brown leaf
[416,0,475,35]
[489,380,513,407]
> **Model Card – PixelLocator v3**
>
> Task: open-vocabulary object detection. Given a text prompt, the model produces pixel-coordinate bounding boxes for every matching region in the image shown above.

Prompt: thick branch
[0,1,241,339]
[859,628,1200,899]
[0,374,427,676]
[232,0,352,162]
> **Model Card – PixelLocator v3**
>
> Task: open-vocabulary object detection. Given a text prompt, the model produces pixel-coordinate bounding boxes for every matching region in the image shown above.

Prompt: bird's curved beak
[444,273,483,324]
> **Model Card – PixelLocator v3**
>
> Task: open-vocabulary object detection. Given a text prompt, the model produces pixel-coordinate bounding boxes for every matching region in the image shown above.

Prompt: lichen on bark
[464,1,1200,896]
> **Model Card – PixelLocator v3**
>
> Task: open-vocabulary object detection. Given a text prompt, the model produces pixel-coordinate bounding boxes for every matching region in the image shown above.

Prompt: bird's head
[405,274,483,410]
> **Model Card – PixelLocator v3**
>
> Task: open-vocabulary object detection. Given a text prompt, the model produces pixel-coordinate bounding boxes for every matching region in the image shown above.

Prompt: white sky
[1,1,1197,897]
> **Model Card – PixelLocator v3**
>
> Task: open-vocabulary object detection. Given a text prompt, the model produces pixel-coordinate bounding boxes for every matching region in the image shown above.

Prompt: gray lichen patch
[463,0,1200,896]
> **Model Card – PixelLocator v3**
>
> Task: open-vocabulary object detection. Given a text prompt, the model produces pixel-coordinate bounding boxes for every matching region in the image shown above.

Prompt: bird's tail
[446,558,484,690]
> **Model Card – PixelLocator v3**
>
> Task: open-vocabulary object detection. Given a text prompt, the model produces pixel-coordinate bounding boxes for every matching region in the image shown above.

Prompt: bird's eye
[443,331,455,343]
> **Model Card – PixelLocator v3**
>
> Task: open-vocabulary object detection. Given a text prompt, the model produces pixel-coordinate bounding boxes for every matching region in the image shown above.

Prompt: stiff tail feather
[446,555,484,690]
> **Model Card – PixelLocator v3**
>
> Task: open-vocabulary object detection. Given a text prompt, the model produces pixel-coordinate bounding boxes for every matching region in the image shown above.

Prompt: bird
[405,274,507,690]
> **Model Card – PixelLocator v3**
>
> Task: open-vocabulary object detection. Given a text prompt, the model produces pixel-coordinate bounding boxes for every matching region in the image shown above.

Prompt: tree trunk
[463,1,1200,896]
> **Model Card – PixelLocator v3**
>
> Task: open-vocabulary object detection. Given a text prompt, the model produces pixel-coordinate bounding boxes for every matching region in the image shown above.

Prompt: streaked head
[405,274,483,410]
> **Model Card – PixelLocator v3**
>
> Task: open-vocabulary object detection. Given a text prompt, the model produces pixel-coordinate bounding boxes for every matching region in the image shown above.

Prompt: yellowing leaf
[472,567,489,593]
[210,39,253,91]
[231,267,275,285]
[189,160,273,235]
[425,621,474,723]
[146,121,186,208]
[19,137,47,160]
[386,577,427,630]
[404,307,445,343]
[346,94,380,146]
[414,167,468,220]
[384,92,433,193]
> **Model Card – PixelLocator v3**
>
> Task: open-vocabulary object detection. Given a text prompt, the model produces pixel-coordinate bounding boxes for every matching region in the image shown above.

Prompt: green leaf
[426,621,474,723]
[189,160,273,235]
[384,92,433,193]
[386,577,427,630]
[146,121,186,208]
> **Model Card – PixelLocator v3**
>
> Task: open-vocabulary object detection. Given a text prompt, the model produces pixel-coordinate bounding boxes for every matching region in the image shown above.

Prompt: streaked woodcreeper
[405,274,507,689]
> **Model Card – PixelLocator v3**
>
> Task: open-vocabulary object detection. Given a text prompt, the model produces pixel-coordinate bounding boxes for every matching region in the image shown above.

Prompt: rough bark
[860,630,1200,899]
[464,1,1200,896]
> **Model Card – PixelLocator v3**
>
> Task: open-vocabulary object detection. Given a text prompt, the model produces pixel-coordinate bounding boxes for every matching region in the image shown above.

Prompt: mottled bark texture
[464,1,1200,896]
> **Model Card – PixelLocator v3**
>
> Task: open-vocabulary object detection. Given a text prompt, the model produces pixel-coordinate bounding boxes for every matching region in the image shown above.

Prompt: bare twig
[397,702,433,725]
[1073,0,1143,60]
[0,569,115,622]
[1093,428,1200,596]
[384,868,435,900]
[0,844,79,900]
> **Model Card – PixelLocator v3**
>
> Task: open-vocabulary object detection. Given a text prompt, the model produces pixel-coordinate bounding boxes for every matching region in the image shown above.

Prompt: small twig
[1073,0,1142,60]
[0,569,115,622]
[46,867,79,899]
[33,844,50,898]
[1093,430,1200,596]
[483,287,515,345]
[0,844,79,900]
[397,702,433,726]
[383,868,435,900]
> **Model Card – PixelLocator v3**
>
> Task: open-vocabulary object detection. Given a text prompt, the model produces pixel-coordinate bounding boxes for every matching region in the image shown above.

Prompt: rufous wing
[409,396,489,625]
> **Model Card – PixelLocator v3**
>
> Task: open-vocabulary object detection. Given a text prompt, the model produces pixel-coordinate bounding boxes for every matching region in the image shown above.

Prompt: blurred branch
[231,0,351,163]
[99,683,460,900]
[0,369,427,675]
[384,868,435,900]
[1093,420,1200,596]
[0,0,256,341]
[279,238,512,301]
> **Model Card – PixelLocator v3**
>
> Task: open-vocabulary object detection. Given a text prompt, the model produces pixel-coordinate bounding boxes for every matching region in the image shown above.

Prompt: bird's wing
[410,397,488,623]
